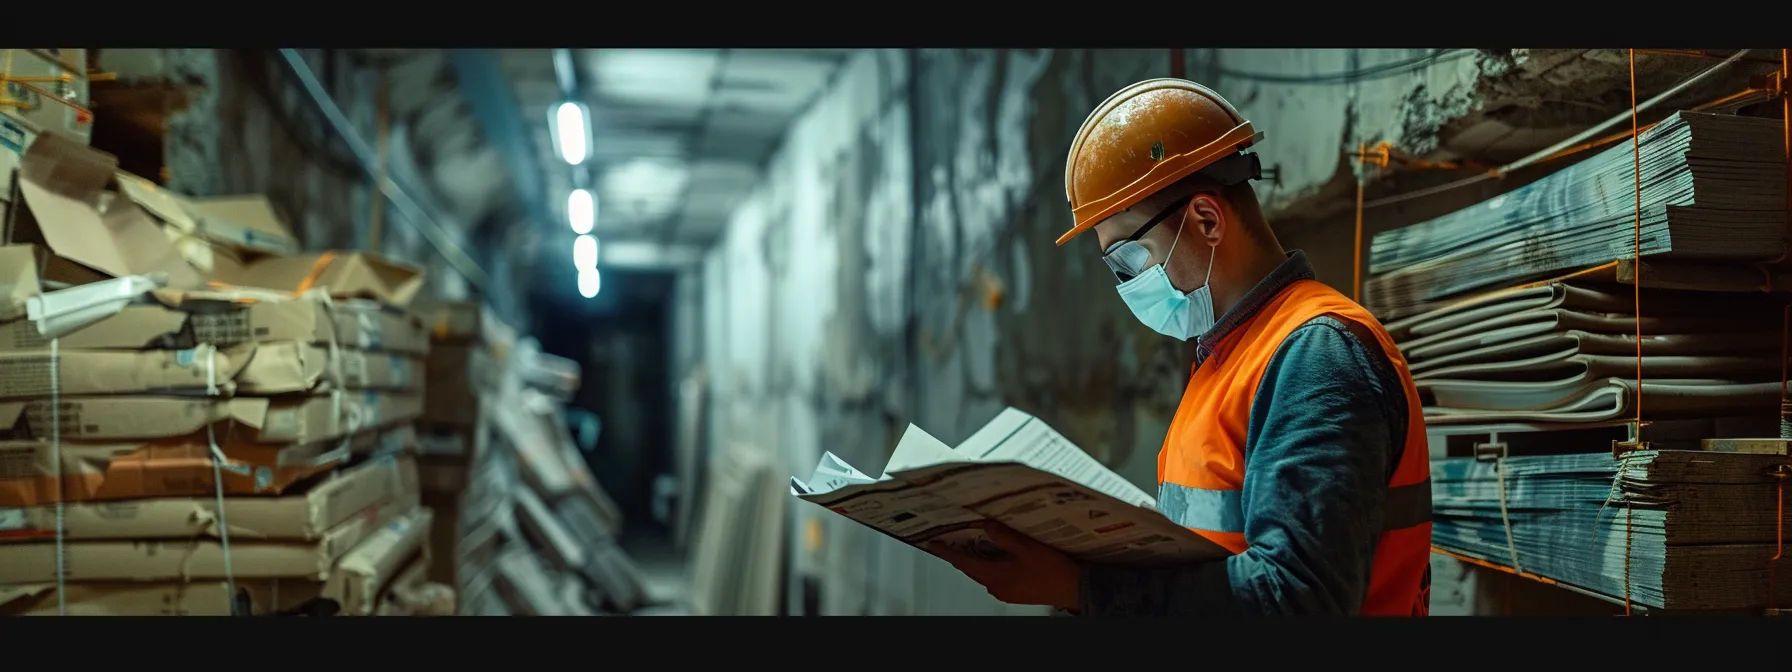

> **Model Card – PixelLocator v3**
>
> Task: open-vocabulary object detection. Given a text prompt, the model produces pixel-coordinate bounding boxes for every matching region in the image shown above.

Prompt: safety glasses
[1100,194,1194,284]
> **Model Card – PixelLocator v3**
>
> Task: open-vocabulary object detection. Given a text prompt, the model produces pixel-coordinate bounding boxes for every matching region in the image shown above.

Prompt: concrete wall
[694,48,1695,615]
[139,48,533,324]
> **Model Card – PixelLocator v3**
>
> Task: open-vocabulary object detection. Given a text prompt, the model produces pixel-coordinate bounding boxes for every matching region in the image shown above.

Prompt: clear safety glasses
[1100,194,1194,284]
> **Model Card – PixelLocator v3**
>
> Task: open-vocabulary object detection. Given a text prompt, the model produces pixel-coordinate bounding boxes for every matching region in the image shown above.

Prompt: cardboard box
[423,343,488,426]
[0,454,418,542]
[0,578,325,616]
[421,489,464,588]
[0,424,414,506]
[7,132,199,288]
[224,251,424,308]
[0,497,416,583]
[0,341,413,400]
[0,282,430,356]
[415,455,471,493]
[416,300,483,343]
[415,423,480,461]
[0,390,423,443]
[0,50,92,146]
[324,507,431,616]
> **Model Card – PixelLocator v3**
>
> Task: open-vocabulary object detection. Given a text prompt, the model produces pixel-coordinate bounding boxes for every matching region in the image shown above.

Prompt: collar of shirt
[1192,250,1318,369]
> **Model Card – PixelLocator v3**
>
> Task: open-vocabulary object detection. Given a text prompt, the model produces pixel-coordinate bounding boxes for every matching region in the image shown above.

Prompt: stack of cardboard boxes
[0,120,451,616]
[411,300,508,612]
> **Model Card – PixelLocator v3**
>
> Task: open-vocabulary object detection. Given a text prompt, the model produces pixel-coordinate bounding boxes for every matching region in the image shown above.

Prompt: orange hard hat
[1059,78,1262,246]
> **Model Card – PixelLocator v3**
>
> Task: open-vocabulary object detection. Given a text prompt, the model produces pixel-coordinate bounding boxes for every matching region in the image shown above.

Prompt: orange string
[1353,174,1365,302]
[292,252,338,295]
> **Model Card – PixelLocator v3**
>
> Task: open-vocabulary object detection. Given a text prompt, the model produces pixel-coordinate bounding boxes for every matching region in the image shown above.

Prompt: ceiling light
[577,267,601,298]
[567,188,595,234]
[573,234,598,270]
[552,101,590,165]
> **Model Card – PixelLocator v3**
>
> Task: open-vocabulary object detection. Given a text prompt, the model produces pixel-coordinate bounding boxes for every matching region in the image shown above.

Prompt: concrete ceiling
[499,49,853,247]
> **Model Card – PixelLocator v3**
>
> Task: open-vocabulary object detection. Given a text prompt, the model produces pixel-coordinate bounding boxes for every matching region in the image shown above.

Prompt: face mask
[1115,218,1216,342]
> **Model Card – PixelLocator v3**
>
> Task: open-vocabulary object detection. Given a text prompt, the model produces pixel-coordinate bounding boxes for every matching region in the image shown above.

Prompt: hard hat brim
[1055,122,1257,247]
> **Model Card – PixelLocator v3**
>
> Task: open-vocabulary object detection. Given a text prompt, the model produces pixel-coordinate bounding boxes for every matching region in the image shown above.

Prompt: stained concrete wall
[693,48,1704,615]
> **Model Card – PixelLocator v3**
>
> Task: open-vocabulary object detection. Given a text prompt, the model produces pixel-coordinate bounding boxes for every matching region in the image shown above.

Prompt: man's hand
[926,524,1082,611]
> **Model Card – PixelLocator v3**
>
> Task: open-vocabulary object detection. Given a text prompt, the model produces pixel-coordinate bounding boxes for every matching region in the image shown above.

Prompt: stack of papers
[1431,450,1792,611]
[1380,280,1785,426]
[1365,111,1787,321]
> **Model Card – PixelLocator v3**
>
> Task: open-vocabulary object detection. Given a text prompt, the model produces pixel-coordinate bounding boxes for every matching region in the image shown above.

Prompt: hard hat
[1059,78,1262,246]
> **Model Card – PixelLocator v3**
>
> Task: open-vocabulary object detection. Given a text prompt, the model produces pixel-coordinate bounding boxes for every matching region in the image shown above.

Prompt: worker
[926,79,1433,616]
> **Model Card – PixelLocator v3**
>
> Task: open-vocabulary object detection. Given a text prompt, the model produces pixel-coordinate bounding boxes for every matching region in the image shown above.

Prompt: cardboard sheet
[224,251,424,308]
[0,286,429,355]
[0,454,419,542]
[237,342,425,395]
[0,497,416,583]
[0,424,415,506]
[0,578,325,616]
[179,194,300,258]
[375,557,456,616]
[324,507,432,615]
[0,390,423,443]
[493,547,570,616]
[9,132,200,288]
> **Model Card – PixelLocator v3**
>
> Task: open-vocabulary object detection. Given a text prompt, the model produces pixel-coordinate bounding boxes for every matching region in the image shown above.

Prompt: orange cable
[1354,179,1365,301]
[1623,48,1644,618]
[1772,466,1787,612]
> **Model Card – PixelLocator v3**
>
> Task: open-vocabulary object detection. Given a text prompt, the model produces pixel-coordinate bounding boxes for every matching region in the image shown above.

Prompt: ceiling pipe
[553,49,579,98]
[276,48,492,291]
[448,49,556,234]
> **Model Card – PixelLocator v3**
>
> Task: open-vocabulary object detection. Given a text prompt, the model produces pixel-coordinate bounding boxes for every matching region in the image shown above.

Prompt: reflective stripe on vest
[1158,478,1434,534]
[1157,278,1432,616]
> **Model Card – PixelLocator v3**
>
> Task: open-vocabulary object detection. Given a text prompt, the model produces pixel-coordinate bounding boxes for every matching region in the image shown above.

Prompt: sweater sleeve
[1077,317,1407,615]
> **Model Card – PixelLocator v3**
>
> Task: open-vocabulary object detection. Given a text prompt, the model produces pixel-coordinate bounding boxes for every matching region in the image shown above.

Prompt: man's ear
[1187,193,1226,246]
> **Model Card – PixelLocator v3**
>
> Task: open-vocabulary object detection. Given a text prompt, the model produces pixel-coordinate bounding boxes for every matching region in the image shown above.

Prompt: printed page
[881,425,963,475]
[955,408,1155,508]
[789,452,879,496]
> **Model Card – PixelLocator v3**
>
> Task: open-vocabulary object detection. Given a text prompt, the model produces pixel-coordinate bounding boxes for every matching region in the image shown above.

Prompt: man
[927,79,1433,616]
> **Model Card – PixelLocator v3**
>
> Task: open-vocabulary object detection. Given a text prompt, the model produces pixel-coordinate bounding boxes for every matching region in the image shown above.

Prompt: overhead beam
[448,49,554,233]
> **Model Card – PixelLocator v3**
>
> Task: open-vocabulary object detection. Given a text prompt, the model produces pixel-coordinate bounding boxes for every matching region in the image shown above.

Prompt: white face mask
[1115,218,1216,342]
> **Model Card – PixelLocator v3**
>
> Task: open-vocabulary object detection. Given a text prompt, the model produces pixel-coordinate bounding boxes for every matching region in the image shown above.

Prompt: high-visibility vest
[1158,278,1432,616]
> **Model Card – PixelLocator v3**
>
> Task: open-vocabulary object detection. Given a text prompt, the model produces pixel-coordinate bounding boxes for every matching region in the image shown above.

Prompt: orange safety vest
[1158,278,1432,616]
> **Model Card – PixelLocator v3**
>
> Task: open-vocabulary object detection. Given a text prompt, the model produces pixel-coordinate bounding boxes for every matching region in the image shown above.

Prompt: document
[790,407,1230,567]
